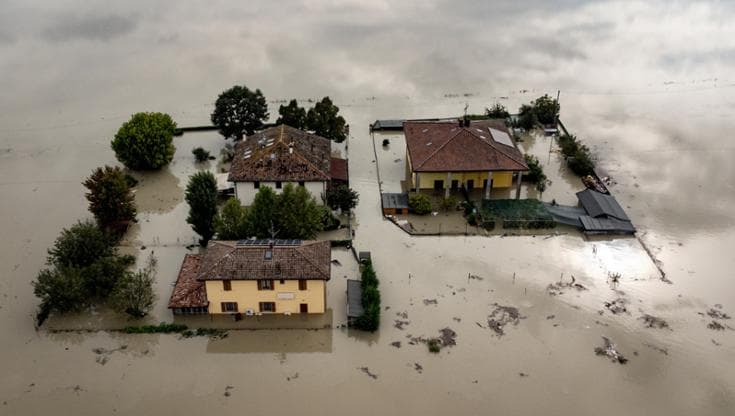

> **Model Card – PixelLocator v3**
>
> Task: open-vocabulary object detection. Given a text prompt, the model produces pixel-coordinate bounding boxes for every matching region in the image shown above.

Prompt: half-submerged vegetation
[352,259,381,332]
[557,133,596,176]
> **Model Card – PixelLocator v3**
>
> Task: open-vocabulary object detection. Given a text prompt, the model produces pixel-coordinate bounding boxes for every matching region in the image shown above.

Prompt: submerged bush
[409,193,432,215]
[352,259,381,332]
[192,147,211,162]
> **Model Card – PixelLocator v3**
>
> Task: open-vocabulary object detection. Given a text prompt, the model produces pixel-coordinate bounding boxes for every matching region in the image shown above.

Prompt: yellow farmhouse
[404,119,529,198]
[168,240,331,315]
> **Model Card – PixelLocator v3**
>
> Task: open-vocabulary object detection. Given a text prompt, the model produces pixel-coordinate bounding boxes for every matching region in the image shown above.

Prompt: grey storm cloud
[41,14,138,42]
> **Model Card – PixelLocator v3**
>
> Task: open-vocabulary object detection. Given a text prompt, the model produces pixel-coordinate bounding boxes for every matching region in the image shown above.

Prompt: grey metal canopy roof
[579,216,636,234]
[347,279,364,318]
[576,189,630,221]
[381,193,409,210]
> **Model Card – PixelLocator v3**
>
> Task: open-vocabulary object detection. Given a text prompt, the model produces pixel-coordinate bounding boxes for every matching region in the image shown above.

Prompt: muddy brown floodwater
[1,1,735,415]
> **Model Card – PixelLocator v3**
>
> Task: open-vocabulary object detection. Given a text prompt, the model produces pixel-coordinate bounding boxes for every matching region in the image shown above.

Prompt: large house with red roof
[404,119,529,198]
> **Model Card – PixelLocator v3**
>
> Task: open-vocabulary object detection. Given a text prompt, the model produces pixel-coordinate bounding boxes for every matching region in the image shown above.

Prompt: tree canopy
[110,252,157,318]
[485,103,510,119]
[325,185,359,213]
[33,220,135,325]
[83,165,136,231]
[185,171,218,246]
[306,96,347,142]
[531,94,560,125]
[273,184,323,240]
[214,197,251,239]
[111,112,176,170]
[211,85,269,140]
[276,99,307,129]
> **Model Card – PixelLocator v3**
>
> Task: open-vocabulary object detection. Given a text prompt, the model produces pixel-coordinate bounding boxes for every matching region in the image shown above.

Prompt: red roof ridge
[414,127,465,170]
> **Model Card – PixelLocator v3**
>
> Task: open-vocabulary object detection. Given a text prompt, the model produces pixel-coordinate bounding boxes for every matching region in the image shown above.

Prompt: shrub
[33,267,90,323]
[123,323,188,334]
[192,147,211,162]
[523,155,547,185]
[110,252,157,318]
[382,138,390,146]
[409,193,432,215]
[111,112,177,170]
[83,166,137,230]
[440,196,458,212]
[557,134,595,176]
[80,254,135,298]
[320,207,341,231]
[427,339,441,353]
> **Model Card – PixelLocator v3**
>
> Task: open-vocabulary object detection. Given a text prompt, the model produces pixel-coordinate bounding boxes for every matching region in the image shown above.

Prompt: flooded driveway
[1,1,734,415]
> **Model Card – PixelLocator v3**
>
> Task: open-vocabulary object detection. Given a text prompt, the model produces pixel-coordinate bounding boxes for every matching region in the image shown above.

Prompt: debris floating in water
[594,336,628,364]
[358,367,378,379]
[487,304,524,337]
[640,314,670,329]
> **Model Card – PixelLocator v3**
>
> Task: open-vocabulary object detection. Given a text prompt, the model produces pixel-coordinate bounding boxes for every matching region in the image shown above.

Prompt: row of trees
[33,165,157,325]
[516,94,560,130]
[185,173,355,246]
[210,85,348,142]
[109,88,349,172]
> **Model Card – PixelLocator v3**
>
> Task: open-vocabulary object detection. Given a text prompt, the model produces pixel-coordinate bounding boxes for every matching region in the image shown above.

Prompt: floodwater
[1,1,735,415]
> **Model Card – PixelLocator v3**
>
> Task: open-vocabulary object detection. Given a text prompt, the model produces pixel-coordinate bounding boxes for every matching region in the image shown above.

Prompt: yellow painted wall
[413,171,515,189]
[205,280,326,314]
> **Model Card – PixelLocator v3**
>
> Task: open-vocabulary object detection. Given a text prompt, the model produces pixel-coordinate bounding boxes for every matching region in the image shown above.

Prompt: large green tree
[83,166,137,231]
[111,112,176,170]
[274,184,323,239]
[276,99,307,129]
[532,94,560,125]
[214,197,251,239]
[185,171,218,246]
[306,96,347,142]
[325,185,359,213]
[48,220,116,268]
[211,85,269,140]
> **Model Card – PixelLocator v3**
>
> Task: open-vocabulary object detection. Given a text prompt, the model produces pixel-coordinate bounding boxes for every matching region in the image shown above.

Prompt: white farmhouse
[228,125,335,206]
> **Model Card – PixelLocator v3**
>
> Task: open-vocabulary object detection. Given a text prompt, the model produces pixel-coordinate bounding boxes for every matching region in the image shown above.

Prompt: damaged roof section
[404,119,528,172]
[229,124,331,182]
[195,240,331,281]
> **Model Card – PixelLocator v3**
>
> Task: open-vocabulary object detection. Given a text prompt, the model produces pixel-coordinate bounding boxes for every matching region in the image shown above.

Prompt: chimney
[289,143,294,154]
[458,118,464,128]
[464,117,470,127]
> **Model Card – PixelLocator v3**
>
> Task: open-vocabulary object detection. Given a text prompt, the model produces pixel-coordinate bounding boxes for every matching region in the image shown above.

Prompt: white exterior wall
[235,181,326,206]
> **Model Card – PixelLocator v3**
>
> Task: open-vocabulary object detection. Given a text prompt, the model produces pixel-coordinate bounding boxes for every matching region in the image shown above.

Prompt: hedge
[352,259,380,331]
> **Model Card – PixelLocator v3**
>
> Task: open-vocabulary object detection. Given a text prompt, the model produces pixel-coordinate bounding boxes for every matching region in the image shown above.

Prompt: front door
[466,179,474,191]
[433,180,444,190]
[300,303,308,313]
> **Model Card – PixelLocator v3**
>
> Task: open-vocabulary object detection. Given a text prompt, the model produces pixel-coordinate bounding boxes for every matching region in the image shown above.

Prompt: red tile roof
[330,157,348,182]
[196,240,331,281]
[404,119,528,172]
[167,254,208,309]
[228,125,331,182]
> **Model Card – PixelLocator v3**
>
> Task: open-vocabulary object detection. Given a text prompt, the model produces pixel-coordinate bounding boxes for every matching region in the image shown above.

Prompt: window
[264,250,273,260]
[300,303,308,313]
[254,181,260,189]
[299,280,308,291]
[298,181,305,187]
[275,181,282,189]
[221,302,238,313]
[223,280,232,291]
[279,279,285,284]
[258,279,274,290]
[259,302,276,312]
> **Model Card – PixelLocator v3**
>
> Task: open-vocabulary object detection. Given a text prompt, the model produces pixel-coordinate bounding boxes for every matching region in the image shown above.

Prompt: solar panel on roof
[488,127,514,147]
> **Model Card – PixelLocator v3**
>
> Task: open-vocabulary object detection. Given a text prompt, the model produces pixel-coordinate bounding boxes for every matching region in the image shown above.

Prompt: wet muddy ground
[2,1,735,415]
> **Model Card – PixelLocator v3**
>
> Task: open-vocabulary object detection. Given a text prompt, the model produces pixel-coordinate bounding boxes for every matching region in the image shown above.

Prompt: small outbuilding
[381,192,409,215]
[346,279,364,323]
